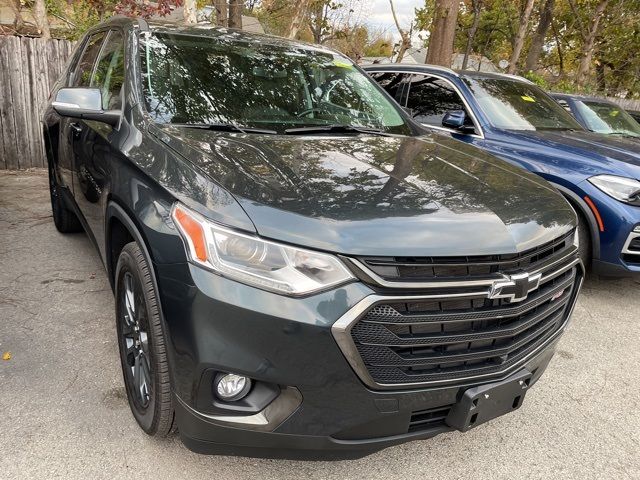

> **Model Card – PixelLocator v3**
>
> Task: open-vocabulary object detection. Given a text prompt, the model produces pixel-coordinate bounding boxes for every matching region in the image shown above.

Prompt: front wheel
[115,242,175,436]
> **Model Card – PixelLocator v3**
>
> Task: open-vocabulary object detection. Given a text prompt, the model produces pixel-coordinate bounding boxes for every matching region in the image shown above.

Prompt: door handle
[70,122,83,135]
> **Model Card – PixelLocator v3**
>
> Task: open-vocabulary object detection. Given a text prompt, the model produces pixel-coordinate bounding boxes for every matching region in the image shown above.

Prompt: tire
[48,163,82,233]
[576,210,592,271]
[115,242,175,436]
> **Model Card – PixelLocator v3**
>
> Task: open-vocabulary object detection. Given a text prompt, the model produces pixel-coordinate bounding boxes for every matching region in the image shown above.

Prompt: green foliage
[522,71,549,89]
[363,37,393,57]
[416,0,640,97]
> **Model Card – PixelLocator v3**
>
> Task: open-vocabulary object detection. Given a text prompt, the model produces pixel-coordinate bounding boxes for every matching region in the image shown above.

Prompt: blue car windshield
[575,100,640,137]
[464,77,583,131]
[139,32,410,134]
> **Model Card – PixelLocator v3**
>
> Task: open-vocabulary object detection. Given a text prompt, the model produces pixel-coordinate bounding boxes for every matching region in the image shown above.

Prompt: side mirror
[442,110,476,134]
[52,88,121,126]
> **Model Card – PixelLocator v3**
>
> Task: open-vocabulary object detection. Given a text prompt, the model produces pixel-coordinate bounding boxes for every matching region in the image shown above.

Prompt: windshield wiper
[609,132,640,139]
[284,124,391,136]
[169,123,277,135]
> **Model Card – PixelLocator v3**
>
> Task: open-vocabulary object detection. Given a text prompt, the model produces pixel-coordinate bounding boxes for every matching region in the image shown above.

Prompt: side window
[368,72,408,103]
[91,30,125,110]
[71,32,106,87]
[406,75,469,127]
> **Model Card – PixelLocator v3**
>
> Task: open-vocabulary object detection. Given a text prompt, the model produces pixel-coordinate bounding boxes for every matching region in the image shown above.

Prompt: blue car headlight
[588,175,640,206]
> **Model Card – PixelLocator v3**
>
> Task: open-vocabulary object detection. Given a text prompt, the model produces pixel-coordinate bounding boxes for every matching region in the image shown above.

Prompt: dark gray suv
[42,17,583,458]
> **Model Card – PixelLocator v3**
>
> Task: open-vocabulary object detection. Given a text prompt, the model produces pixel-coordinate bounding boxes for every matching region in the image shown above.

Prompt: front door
[58,31,107,194]
[72,29,126,259]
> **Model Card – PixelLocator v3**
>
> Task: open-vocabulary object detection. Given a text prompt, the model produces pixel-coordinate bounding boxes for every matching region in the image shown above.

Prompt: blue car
[365,65,640,276]
[551,93,640,139]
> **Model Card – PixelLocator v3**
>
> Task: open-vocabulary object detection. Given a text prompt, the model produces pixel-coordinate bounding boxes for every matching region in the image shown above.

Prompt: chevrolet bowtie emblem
[488,272,542,303]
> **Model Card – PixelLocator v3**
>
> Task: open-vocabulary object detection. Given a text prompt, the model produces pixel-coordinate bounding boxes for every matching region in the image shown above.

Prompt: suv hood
[502,129,640,179]
[154,126,575,257]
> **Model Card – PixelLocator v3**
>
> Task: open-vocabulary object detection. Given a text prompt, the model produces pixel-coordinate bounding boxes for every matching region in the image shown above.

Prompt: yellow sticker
[333,59,353,69]
[521,95,536,102]
[610,110,620,117]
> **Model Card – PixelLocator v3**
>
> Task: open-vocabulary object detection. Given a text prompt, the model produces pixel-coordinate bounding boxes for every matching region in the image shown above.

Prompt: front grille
[333,232,583,389]
[356,230,574,283]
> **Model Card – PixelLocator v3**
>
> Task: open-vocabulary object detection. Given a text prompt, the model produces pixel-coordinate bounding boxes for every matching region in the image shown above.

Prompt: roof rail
[422,64,459,77]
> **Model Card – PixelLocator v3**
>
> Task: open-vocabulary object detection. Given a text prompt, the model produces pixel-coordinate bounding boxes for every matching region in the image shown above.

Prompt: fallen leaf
[2,352,11,361]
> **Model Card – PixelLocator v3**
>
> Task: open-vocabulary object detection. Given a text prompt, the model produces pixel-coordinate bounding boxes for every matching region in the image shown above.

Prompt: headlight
[588,175,640,206]
[573,228,580,248]
[171,203,355,295]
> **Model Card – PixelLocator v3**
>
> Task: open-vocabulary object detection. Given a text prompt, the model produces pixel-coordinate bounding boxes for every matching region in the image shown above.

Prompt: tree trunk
[9,0,24,32]
[214,0,228,27]
[183,0,197,24]
[575,0,609,87]
[551,19,564,74]
[595,59,606,92]
[425,0,460,67]
[507,0,536,74]
[33,0,50,39]
[228,0,243,29]
[287,0,311,39]
[389,0,412,63]
[309,2,328,44]
[524,0,554,72]
[462,0,482,70]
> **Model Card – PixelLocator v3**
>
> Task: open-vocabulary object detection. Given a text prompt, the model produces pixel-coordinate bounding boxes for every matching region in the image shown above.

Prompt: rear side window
[406,75,467,126]
[91,30,125,110]
[71,31,107,87]
[368,71,408,103]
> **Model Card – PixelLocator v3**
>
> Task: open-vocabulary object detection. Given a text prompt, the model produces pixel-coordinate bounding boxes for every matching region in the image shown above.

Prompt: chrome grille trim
[332,257,584,390]
[361,271,575,325]
[622,232,640,255]
[349,246,579,290]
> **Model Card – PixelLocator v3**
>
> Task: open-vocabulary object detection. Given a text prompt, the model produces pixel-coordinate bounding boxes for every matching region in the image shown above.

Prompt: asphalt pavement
[1,170,638,480]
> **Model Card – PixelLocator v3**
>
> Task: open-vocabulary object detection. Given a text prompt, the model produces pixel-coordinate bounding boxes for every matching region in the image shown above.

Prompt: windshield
[140,32,409,135]
[574,100,640,137]
[463,77,583,131]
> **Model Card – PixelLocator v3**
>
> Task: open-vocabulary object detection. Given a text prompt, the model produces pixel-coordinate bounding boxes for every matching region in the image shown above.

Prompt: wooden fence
[0,36,74,170]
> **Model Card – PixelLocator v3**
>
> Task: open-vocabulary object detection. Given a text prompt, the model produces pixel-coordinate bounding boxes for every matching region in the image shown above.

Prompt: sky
[361,0,425,43]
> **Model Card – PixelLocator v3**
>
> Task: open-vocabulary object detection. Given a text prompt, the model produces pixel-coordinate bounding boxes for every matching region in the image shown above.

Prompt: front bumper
[154,261,577,459]
[173,346,557,459]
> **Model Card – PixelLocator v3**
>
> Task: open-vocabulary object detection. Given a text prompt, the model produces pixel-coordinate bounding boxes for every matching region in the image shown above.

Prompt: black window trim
[367,69,485,139]
[69,28,109,88]
[91,28,127,111]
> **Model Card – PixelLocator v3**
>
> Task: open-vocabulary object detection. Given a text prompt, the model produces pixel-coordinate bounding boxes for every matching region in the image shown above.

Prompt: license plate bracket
[446,370,532,432]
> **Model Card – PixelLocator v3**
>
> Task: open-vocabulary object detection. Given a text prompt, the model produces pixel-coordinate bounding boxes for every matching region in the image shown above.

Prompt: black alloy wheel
[115,242,175,436]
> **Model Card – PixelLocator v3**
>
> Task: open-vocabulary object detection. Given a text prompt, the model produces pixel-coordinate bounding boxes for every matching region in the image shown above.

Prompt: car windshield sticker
[333,59,353,69]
